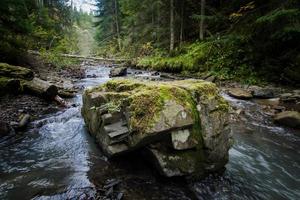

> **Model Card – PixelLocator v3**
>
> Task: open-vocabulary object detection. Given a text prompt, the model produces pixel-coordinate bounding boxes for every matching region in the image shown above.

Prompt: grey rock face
[274,111,300,128]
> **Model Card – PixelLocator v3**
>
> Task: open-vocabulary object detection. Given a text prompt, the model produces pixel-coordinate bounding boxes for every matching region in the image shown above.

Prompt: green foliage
[39,49,80,69]
[255,8,300,41]
[131,1,300,85]
[0,0,76,64]
[138,35,263,84]
[256,9,299,24]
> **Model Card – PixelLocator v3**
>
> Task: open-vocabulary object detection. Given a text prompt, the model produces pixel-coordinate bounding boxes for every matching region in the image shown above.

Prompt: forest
[1,0,299,84]
[94,0,300,84]
[0,0,299,200]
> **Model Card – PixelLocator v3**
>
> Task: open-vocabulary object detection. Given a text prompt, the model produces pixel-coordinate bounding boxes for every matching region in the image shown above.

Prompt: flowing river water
[0,65,299,200]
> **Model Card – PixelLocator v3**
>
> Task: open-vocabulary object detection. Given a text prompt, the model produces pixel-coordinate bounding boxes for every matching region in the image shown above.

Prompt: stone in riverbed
[109,67,127,77]
[274,111,300,128]
[82,79,231,177]
[250,87,275,99]
[228,88,253,100]
[146,145,202,177]
[0,121,14,136]
[0,77,21,95]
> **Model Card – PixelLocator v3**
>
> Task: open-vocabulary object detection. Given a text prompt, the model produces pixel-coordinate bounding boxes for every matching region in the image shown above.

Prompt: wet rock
[235,109,244,115]
[58,89,76,98]
[97,179,123,200]
[274,111,300,128]
[146,146,198,177]
[151,71,160,76]
[280,93,300,103]
[18,114,31,130]
[279,91,300,112]
[22,77,58,100]
[274,106,286,112]
[134,71,143,75]
[254,98,280,107]
[10,121,19,130]
[0,121,13,136]
[251,87,275,99]
[109,67,127,77]
[0,77,22,95]
[59,67,86,79]
[227,88,253,100]
[293,90,300,95]
[171,129,198,150]
[87,74,97,78]
[160,73,178,80]
[205,75,216,83]
[82,79,231,177]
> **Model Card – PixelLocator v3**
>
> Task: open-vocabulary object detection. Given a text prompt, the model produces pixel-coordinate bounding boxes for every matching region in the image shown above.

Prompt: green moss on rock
[0,63,34,80]
[81,78,231,177]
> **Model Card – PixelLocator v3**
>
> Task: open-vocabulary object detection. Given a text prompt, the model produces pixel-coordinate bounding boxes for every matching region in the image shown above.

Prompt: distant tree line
[94,0,300,84]
[0,0,75,63]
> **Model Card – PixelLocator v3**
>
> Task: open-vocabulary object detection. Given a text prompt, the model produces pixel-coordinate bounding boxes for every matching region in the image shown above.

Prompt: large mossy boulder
[0,63,34,80]
[0,63,59,99]
[82,79,232,177]
[0,63,34,96]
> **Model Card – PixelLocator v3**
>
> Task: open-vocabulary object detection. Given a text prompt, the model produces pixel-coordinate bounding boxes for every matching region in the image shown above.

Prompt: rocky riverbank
[223,85,300,129]
[0,54,85,137]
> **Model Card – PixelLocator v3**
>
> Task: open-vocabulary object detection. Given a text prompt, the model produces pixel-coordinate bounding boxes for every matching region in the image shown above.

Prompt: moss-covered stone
[82,79,232,177]
[0,77,21,95]
[0,63,34,80]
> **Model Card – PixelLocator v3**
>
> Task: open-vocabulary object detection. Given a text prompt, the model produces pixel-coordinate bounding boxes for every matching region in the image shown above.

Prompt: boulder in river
[250,87,275,99]
[280,92,300,103]
[0,121,14,136]
[274,111,300,128]
[109,67,127,77]
[82,79,232,177]
[227,88,253,100]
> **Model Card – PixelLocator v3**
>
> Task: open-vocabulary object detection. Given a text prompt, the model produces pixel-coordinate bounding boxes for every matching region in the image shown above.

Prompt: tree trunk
[54,95,71,107]
[180,0,184,47]
[200,0,206,40]
[114,0,122,51]
[152,4,155,41]
[23,78,58,100]
[170,0,175,51]
[157,2,160,43]
[36,0,43,8]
